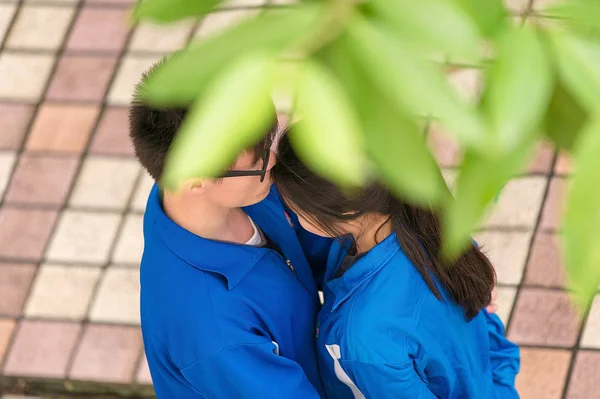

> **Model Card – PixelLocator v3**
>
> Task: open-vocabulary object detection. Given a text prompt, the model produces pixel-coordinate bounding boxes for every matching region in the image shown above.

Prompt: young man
[129,65,328,398]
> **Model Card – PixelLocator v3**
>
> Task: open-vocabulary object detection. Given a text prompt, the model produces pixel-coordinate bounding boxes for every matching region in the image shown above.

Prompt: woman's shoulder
[344,251,464,342]
[376,254,465,326]
[362,247,434,300]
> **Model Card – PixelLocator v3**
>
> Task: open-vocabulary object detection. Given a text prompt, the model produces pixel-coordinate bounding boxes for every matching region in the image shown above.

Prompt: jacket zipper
[205,215,303,290]
[212,235,298,279]
[286,259,297,277]
[257,199,302,280]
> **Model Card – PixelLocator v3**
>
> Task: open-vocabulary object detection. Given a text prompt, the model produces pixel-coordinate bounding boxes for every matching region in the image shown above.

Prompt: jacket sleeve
[341,360,438,399]
[286,209,333,290]
[180,341,321,399]
[483,309,520,398]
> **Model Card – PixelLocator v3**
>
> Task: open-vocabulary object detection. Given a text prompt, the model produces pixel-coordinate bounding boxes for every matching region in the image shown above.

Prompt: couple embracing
[130,63,520,399]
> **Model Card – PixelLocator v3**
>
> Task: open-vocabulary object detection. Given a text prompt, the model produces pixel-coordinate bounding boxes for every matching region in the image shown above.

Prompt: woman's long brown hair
[273,131,495,320]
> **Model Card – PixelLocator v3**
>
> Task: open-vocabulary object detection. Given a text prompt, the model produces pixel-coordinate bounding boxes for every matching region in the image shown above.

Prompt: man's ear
[185,178,207,195]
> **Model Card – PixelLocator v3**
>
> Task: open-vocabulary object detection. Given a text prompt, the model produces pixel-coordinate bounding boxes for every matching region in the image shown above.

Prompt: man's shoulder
[140,262,229,365]
[141,266,273,369]
[139,241,230,311]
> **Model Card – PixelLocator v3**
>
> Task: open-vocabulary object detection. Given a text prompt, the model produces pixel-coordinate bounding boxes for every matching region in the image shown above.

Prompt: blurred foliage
[134,0,600,309]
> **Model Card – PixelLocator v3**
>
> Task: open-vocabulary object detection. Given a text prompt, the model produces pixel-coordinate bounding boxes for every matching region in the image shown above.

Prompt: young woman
[272,130,520,399]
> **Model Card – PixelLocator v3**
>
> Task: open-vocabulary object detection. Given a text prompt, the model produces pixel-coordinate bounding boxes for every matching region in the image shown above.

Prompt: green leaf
[346,18,488,152]
[141,5,323,106]
[563,116,600,309]
[363,98,449,206]
[162,53,276,190]
[134,0,220,23]
[370,0,481,62]
[552,33,600,111]
[313,35,362,104]
[483,26,553,151]
[544,0,600,37]
[323,37,448,205]
[443,141,536,257]
[544,81,588,151]
[454,0,507,39]
[290,60,368,187]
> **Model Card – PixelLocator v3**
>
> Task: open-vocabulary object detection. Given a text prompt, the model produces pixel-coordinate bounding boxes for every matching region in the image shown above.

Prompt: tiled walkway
[0,0,598,398]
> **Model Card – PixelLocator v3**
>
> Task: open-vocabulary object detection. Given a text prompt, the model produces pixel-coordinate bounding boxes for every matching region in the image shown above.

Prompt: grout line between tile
[0,0,29,206]
[2,148,135,160]
[476,225,539,234]
[504,139,587,395]
[0,259,139,269]
[130,338,145,386]
[131,351,145,383]
[0,97,112,107]
[65,171,143,382]
[0,0,23,51]
[0,0,88,377]
[496,282,571,292]
[4,46,122,57]
[61,16,141,385]
[86,171,143,285]
[4,45,219,58]
[560,300,596,396]
[186,17,202,45]
[0,314,140,328]
[0,0,284,8]
[505,159,557,334]
[436,164,554,178]
[518,0,536,25]
[0,257,41,266]
[561,341,589,398]
[0,316,24,394]
[501,145,582,395]
[538,226,562,234]
[3,201,131,212]
[506,122,559,312]
[0,0,130,8]
[125,180,152,387]
[518,343,600,352]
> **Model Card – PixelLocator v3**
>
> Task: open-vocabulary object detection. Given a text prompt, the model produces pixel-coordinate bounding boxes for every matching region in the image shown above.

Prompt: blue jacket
[317,233,520,399]
[140,185,326,398]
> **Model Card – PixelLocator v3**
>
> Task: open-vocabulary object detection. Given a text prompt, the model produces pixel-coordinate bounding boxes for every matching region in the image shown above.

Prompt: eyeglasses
[220,149,271,182]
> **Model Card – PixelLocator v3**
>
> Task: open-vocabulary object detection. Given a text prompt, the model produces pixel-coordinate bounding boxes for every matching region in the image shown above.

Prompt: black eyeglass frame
[219,149,270,182]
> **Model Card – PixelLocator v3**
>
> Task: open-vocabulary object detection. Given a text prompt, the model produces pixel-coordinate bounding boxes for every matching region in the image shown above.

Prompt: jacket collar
[328,233,400,311]
[147,184,271,290]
